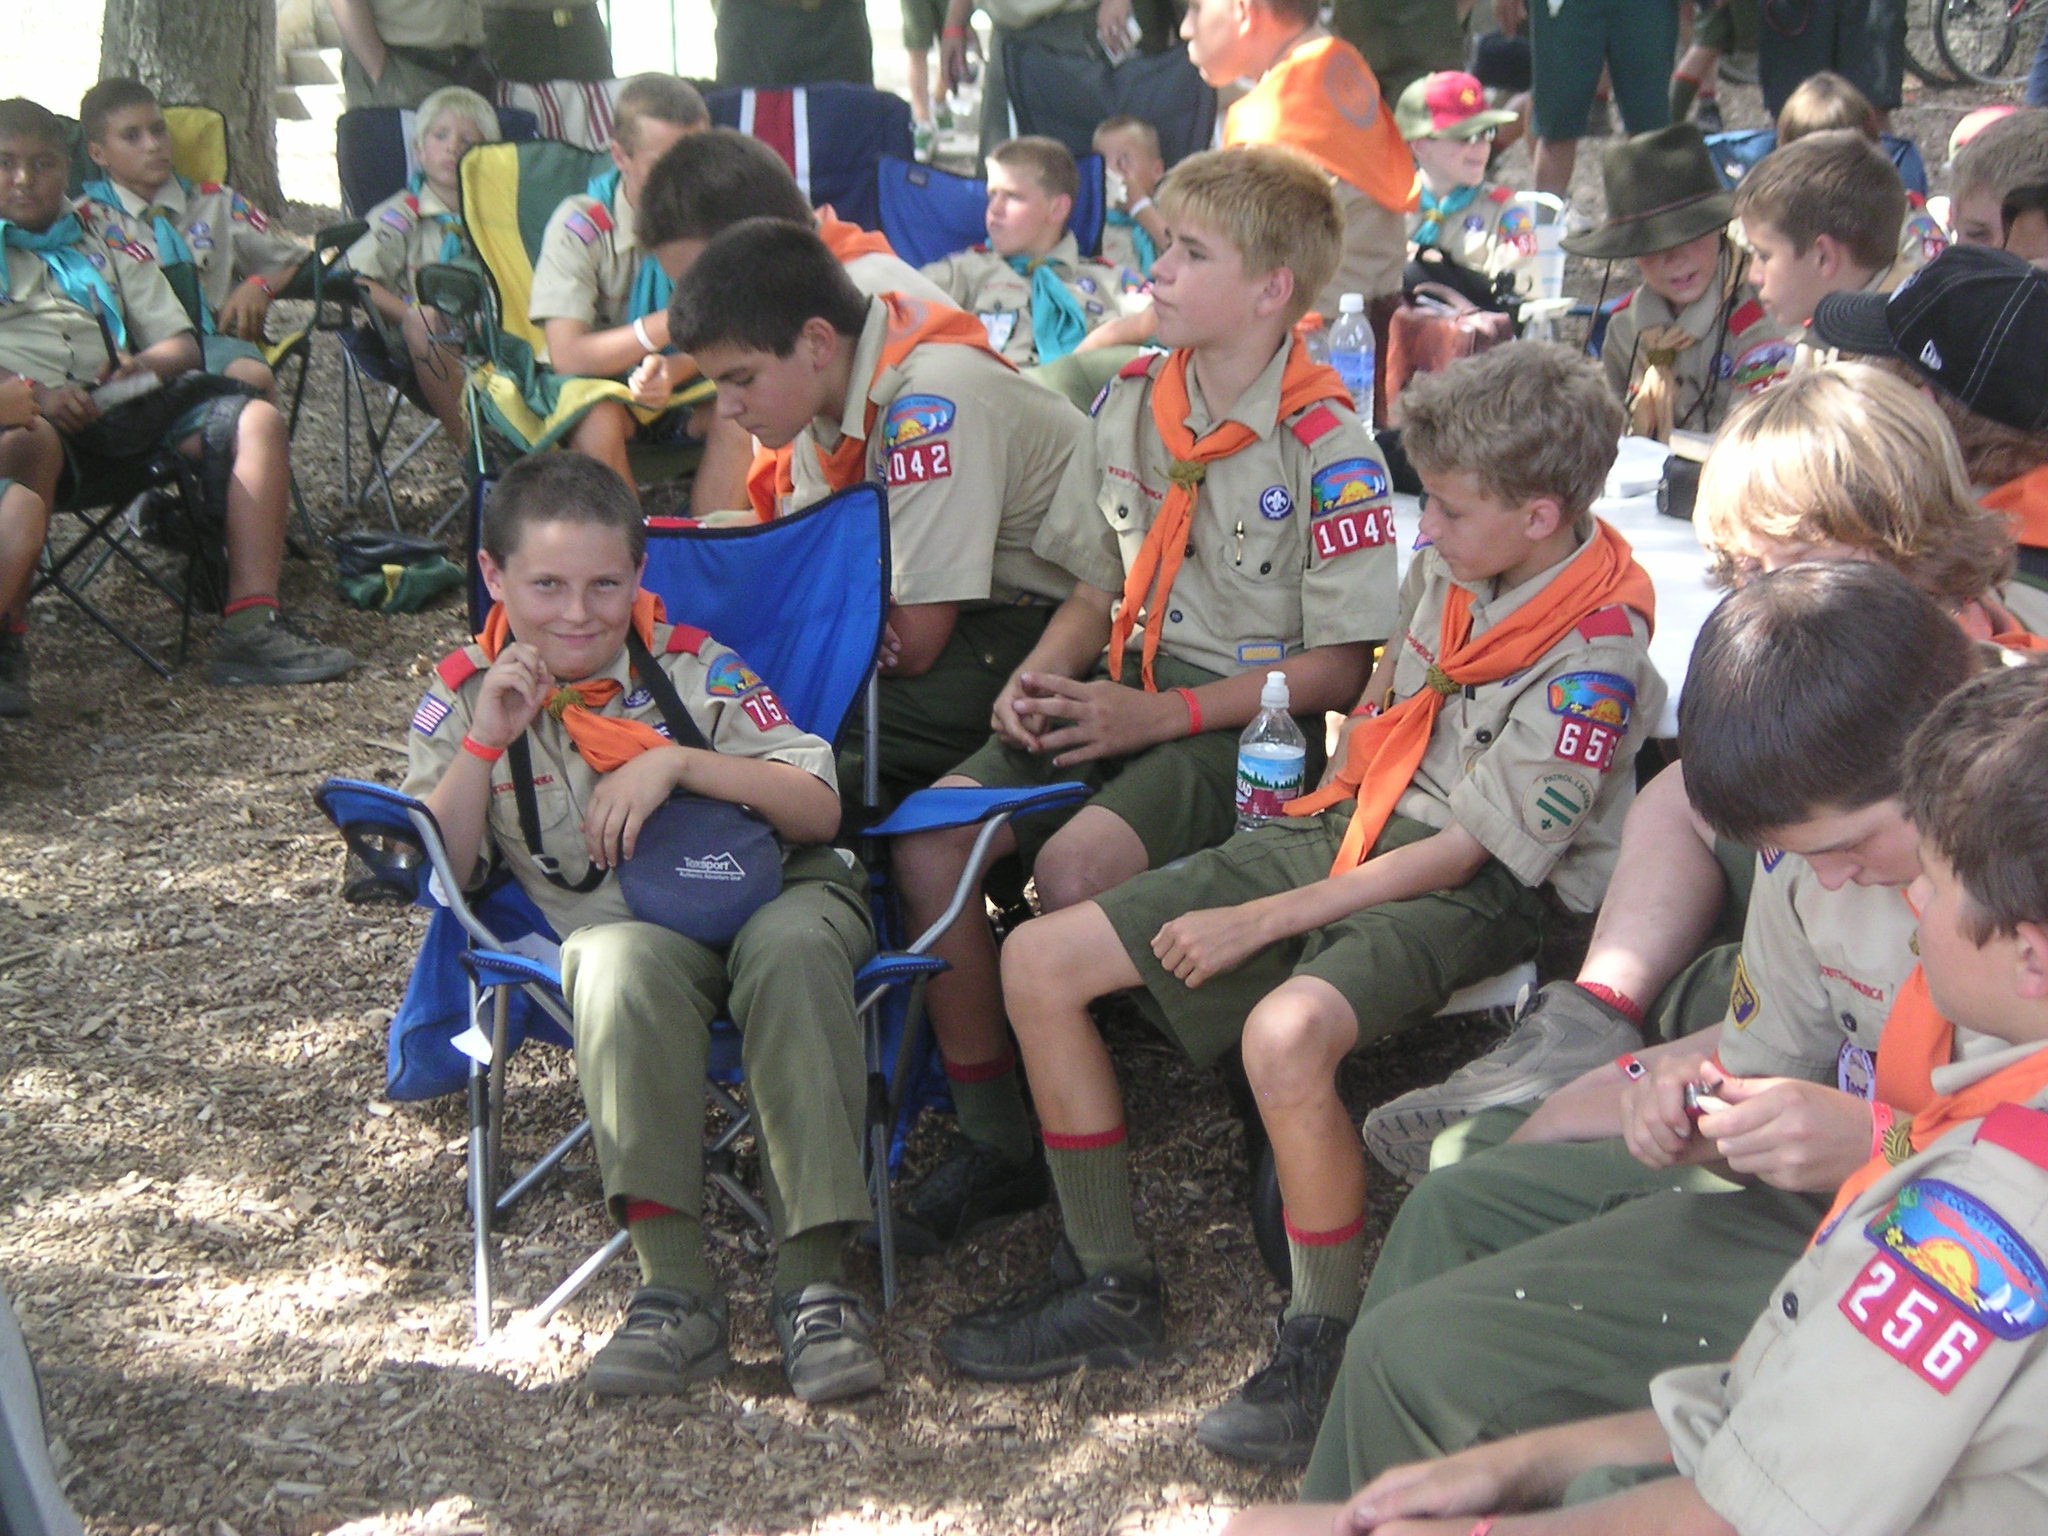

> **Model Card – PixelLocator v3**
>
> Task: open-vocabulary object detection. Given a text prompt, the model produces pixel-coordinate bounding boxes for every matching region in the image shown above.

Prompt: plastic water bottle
[1235,671,1308,831]
[1328,292,1376,432]
[1301,312,1331,367]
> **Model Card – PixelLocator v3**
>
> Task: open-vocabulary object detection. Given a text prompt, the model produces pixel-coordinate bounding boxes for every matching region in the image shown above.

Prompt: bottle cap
[1260,670,1290,710]
[1338,292,1365,313]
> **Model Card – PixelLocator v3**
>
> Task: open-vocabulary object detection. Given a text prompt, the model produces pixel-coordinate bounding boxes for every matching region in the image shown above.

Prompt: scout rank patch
[1308,458,1393,561]
[1729,955,1759,1026]
[1841,1177,2048,1393]
[882,393,955,486]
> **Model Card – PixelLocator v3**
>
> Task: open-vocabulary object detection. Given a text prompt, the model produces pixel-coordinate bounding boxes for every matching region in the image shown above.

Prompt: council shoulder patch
[883,393,955,449]
[1546,670,1635,729]
[1858,1178,2048,1367]
[705,653,764,698]
[1522,769,1595,843]
[1733,338,1796,391]
[1729,954,1759,1026]
[1310,457,1391,516]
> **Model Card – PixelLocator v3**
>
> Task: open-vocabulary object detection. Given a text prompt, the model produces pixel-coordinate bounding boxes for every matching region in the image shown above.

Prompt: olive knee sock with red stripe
[1043,1124,1147,1277]
[625,1199,712,1296]
[221,594,279,633]
[1284,1210,1367,1322]
[945,1049,1037,1165]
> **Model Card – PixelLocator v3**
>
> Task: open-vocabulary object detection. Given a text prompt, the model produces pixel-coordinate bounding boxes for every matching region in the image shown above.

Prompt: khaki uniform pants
[559,878,874,1245]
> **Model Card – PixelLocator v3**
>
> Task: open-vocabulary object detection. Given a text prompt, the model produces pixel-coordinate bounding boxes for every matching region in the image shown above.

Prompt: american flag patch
[411,693,451,735]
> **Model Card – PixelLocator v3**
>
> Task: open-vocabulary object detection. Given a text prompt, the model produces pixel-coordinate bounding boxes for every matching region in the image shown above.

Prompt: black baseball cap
[1810,244,2048,433]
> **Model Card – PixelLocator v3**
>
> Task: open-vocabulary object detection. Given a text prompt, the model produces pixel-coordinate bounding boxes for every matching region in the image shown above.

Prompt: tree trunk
[99,0,282,209]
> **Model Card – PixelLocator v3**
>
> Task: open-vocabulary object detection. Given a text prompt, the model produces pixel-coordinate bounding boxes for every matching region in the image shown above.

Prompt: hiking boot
[584,1287,731,1396]
[939,1241,1165,1382]
[1195,1312,1350,1466]
[1694,98,1725,133]
[1363,981,1643,1184]
[774,1282,885,1403]
[208,611,356,686]
[0,630,28,718]
[883,1137,1051,1255]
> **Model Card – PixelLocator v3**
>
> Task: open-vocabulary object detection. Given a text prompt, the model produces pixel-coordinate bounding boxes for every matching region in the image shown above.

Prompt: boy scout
[345,85,500,447]
[1093,116,1166,280]
[401,451,884,1405]
[1396,71,1529,290]
[78,78,309,395]
[884,147,1395,1266]
[0,97,352,690]
[1565,125,1793,441]
[668,217,1084,812]
[918,136,1148,368]
[937,341,1660,1468]
[1298,563,1991,1498]
[526,74,745,507]
[1734,129,1919,334]
[1241,660,2048,1536]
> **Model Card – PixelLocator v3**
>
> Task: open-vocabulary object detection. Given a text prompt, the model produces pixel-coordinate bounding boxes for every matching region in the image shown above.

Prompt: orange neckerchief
[1816,965,2048,1238]
[477,589,671,774]
[744,293,1003,521]
[1108,340,1351,691]
[1224,34,1419,216]
[1287,522,1655,875]
[815,206,897,263]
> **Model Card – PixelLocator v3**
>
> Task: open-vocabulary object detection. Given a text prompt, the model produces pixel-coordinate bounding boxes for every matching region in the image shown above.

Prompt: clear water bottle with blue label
[1327,291,1375,432]
[1236,671,1308,832]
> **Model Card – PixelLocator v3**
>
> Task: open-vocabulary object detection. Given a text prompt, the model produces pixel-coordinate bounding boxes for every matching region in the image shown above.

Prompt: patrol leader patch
[1522,769,1595,842]
[705,653,765,698]
[411,693,451,735]
[1547,671,1635,729]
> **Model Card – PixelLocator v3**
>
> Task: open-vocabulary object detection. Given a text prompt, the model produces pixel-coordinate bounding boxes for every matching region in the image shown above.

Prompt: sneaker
[207,611,356,686]
[774,1282,885,1403]
[939,1241,1166,1382]
[881,1137,1051,1255]
[584,1286,731,1396]
[1194,1313,1350,1467]
[1694,98,1725,133]
[0,630,28,718]
[1363,982,1643,1183]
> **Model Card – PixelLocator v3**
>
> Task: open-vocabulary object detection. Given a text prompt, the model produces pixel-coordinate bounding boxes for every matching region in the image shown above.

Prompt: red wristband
[1615,1052,1647,1082]
[247,273,274,296]
[461,735,504,764]
[1870,1100,1895,1162]
[943,24,969,35]
[1469,1520,1498,1536]
[1173,685,1202,736]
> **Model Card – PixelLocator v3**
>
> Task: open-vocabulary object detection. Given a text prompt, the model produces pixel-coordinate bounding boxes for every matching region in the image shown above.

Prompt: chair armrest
[460,947,564,994]
[864,781,1093,838]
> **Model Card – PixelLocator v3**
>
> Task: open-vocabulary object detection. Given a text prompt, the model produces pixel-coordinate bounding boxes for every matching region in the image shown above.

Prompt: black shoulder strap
[504,633,716,891]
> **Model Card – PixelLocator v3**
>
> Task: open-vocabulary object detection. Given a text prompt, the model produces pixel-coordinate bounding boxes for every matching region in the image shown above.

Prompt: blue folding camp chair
[706,83,914,231]
[1703,127,1929,196]
[315,483,1088,1336]
[877,152,1108,269]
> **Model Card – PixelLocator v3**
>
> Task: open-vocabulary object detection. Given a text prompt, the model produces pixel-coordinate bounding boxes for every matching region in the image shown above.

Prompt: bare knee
[999,907,1113,1026]
[1242,987,1356,1106]
[226,357,276,396]
[236,398,287,452]
[1034,812,1145,912]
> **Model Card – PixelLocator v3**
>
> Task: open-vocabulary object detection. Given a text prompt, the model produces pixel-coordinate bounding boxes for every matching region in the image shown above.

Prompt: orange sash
[1816,965,2048,1238]
[1107,340,1351,692]
[1286,522,1655,875]
[744,293,1004,521]
[815,206,897,263]
[1224,35,1419,216]
[477,589,673,774]
[1982,463,2048,553]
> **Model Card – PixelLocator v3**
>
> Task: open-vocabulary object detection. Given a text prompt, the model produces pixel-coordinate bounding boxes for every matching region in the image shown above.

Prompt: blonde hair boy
[1156,144,1342,325]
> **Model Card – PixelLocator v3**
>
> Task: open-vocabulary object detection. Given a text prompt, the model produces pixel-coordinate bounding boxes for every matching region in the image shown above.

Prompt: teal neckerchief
[1103,209,1155,276]
[0,212,127,350]
[80,175,216,334]
[1413,182,1481,249]
[1005,252,1088,362]
[586,167,672,329]
[406,171,469,265]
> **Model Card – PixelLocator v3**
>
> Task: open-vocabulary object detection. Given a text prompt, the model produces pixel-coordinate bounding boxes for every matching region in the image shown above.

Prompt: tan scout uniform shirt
[783,298,1081,607]
[1603,249,1794,434]
[400,622,835,937]
[0,209,193,388]
[841,248,956,310]
[1030,341,1402,678]
[1406,182,1536,289]
[918,233,1145,367]
[1387,538,1664,912]
[370,0,486,48]
[86,177,306,315]
[345,183,465,302]
[528,179,646,359]
[1322,180,1407,312]
[1654,1077,2048,1536]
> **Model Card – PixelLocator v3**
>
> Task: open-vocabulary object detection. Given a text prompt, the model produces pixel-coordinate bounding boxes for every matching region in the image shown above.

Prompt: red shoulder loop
[587,201,614,234]
[1730,297,1766,335]
[1118,353,1157,380]
[1575,605,1636,641]
[1977,1102,2048,1170]
[664,622,708,655]
[436,648,481,690]
[1291,404,1343,446]
[199,181,224,195]
[1488,184,1512,204]
[1908,190,1928,209]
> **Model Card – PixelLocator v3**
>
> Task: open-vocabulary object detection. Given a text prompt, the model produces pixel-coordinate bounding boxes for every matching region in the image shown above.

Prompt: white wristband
[1128,195,1154,217]
[632,315,656,354]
